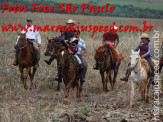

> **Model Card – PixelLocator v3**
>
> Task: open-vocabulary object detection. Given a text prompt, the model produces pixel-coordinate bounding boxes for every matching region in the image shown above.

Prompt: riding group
[13,18,163,107]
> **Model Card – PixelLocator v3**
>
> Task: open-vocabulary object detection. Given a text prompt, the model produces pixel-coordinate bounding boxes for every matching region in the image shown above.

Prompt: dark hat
[27,18,32,23]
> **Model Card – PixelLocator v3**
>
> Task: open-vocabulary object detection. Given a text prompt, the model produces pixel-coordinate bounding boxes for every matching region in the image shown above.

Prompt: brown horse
[58,47,86,102]
[95,45,120,92]
[16,33,38,89]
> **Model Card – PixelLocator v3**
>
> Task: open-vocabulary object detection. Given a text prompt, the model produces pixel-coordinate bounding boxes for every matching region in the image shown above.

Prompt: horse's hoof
[63,98,70,104]
[76,98,82,102]
[128,104,133,108]
[56,88,60,91]
[105,89,109,92]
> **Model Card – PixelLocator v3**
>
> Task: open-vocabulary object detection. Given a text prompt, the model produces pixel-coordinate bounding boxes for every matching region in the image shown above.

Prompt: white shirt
[77,38,86,55]
[21,25,41,44]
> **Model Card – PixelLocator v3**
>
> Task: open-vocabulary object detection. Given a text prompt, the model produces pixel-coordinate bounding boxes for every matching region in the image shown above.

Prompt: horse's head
[44,37,65,57]
[58,47,68,67]
[16,33,27,49]
[44,37,55,56]
[96,47,108,63]
[130,49,140,69]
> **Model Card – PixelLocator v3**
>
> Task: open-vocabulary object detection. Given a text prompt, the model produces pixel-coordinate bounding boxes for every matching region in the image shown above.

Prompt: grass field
[0,12,163,121]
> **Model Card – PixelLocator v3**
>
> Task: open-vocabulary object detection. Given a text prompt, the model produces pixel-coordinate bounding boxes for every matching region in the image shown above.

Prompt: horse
[44,37,67,91]
[16,33,38,89]
[58,47,86,102]
[95,45,121,92]
[129,50,151,108]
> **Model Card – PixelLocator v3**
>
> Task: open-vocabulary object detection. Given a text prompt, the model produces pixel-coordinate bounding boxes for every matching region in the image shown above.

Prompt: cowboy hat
[141,33,149,39]
[66,19,76,25]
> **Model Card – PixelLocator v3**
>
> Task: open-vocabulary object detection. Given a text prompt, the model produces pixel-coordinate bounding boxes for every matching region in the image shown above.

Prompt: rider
[13,18,41,67]
[44,19,78,65]
[75,32,87,82]
[120,33,155,85]
[93,26,120,70]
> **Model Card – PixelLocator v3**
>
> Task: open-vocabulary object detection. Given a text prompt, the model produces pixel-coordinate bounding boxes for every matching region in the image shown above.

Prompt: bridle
[130,56,141,74]
[18,38,27,50]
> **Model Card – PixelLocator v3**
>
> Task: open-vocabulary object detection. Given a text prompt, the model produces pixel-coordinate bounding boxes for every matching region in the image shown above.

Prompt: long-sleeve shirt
[21,25,41,44]
[134,42,152,58]
[77,38,86,55]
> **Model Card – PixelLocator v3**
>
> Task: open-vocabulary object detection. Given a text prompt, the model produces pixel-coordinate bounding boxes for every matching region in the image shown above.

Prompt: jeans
[77,54,87,79]
[146,58,155,78]
[28,39,40,61]
[115,49,120,66]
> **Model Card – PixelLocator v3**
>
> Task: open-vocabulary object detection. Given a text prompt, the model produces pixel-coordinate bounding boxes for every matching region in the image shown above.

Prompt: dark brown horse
[95,45,120,91]
[58,48,85,102]
[16,33,38,89]
[44,37,67,91]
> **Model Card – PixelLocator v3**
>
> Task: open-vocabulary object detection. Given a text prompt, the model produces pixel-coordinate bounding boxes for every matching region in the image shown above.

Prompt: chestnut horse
[58,47,86,102]
[16,33,38,89]
[95,45,120,92]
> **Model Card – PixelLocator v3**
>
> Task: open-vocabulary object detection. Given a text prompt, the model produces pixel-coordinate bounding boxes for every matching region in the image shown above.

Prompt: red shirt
[69,44,78,54]
[103,32,119,46]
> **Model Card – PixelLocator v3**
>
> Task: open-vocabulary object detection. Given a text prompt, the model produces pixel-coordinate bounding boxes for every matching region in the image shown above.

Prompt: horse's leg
[29,70,32,89]
[140,87,146,107]
[112,68,118,91]
[100,70,105,92]
[129,80,135,108]
[146,82,151,103]
[19,66,26,89]
[57,67,62,91]
[105,71,111,92]
[76,81,80,98]
[24,67,31,89]
[64,76,75,102]
[29,67,37,90]
[79,78,84,94]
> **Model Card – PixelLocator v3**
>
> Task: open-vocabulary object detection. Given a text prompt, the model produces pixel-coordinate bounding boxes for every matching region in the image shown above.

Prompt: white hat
[141,33,149,39]
[114,26,118,30]
[66,19,76,25]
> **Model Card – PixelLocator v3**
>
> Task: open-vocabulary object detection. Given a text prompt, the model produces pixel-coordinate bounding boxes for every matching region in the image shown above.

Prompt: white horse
[129,50,151,108]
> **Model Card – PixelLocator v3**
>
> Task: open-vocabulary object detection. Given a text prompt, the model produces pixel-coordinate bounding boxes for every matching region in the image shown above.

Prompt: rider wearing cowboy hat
[120,33,155,85]
[44,19,79,65]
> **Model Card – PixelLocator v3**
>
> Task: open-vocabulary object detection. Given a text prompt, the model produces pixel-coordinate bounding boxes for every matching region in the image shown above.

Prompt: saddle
[27,40,37,65]
[70,55,81,73]
[140,59,152,75]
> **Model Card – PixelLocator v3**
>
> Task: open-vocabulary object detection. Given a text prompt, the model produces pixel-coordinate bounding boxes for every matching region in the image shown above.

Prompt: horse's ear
[95,49,99,53]
[18,32,22,36]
